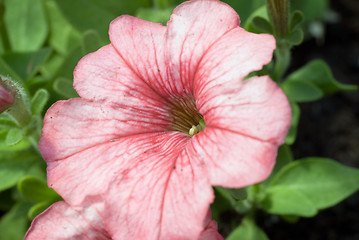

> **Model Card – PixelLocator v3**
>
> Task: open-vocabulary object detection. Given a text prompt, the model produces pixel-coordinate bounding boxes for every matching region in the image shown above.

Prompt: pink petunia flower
[30,0,291,239]
[0,83,13,113]
[25,201,223,240]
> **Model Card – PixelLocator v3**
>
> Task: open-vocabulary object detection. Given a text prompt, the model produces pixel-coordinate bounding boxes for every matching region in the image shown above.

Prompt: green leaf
[290,0,328,25]
[0,202,32,240]
[54,0,149,43]
[5,128,24,146]
[0,117,17,128]
[251,16,273,34]
[87,0,150,17]
[154,0,172,9]
[46,0,82,54]
[270,158,359,210]
[2,48,52,81]
[82,30,103,54]
[285,102,300,145]
[0,29,5,55]
[53,77,78,99]
[0,57,22,82]
[222,0,265,24]
[261,186,317,217]
[274,144,294,171]
[285,29,304,46]
[4,0,48,52]
[136,7,174,25]
[289,10,304,31]
[211,187,237,222]
[53,46,84,80]
[39,54,66,79]
[0,130,31,151]
[285,59,357,95]
[224,188,248,201]
[244,5,269,34]
[281,80,324,102]
[54,0,115,42]
[227,218,269,240]
[281,215,300,223]
[31,88,49,115]
[0,152,39,191]
[18,176,60,203]
[212,187,253,216]
[28,201,52,220]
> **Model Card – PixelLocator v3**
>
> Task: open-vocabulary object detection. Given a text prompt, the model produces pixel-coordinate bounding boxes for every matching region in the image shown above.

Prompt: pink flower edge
[25,201,223,240]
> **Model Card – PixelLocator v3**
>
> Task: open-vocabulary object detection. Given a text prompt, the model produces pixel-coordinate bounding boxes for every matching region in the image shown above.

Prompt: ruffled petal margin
[25,201,110,240]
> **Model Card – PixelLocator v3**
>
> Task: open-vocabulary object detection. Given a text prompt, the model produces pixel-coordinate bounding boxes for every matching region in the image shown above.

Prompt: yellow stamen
[189,125,199,136]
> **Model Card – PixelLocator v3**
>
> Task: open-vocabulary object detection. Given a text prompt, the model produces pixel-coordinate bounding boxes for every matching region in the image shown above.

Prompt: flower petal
[44,127,184,207]
[199,76,291,145]
[166,0,239,94]
[102,133,214,240]
[109,15,174,97]
[189,127,278,187]
[39,97,170,162]
[74,44,165,105]
[25,201,110,240]
[194,27,275,100]
[199,220,224,240]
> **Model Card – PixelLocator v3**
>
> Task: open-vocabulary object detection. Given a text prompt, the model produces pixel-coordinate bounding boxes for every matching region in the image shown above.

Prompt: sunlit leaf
[281,80,324,102]
[285,59,357,95]
[269,158,359,210]
[261,186,317,217]
[262,144,294,186]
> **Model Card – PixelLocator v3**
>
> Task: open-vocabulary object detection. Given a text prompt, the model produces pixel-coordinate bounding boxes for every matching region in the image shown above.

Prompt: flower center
[168,95,205,136]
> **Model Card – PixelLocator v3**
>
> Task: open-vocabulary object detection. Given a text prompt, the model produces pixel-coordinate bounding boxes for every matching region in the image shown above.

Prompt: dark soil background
[258,0,359,239]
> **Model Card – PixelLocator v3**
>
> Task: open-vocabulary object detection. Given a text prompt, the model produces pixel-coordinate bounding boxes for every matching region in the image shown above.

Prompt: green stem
[273,41,291,82]
[266,0,289,38]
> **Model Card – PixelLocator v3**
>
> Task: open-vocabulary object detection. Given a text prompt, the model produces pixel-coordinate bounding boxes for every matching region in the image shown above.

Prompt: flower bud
[0,82,14,113]
[0,76,31,125]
